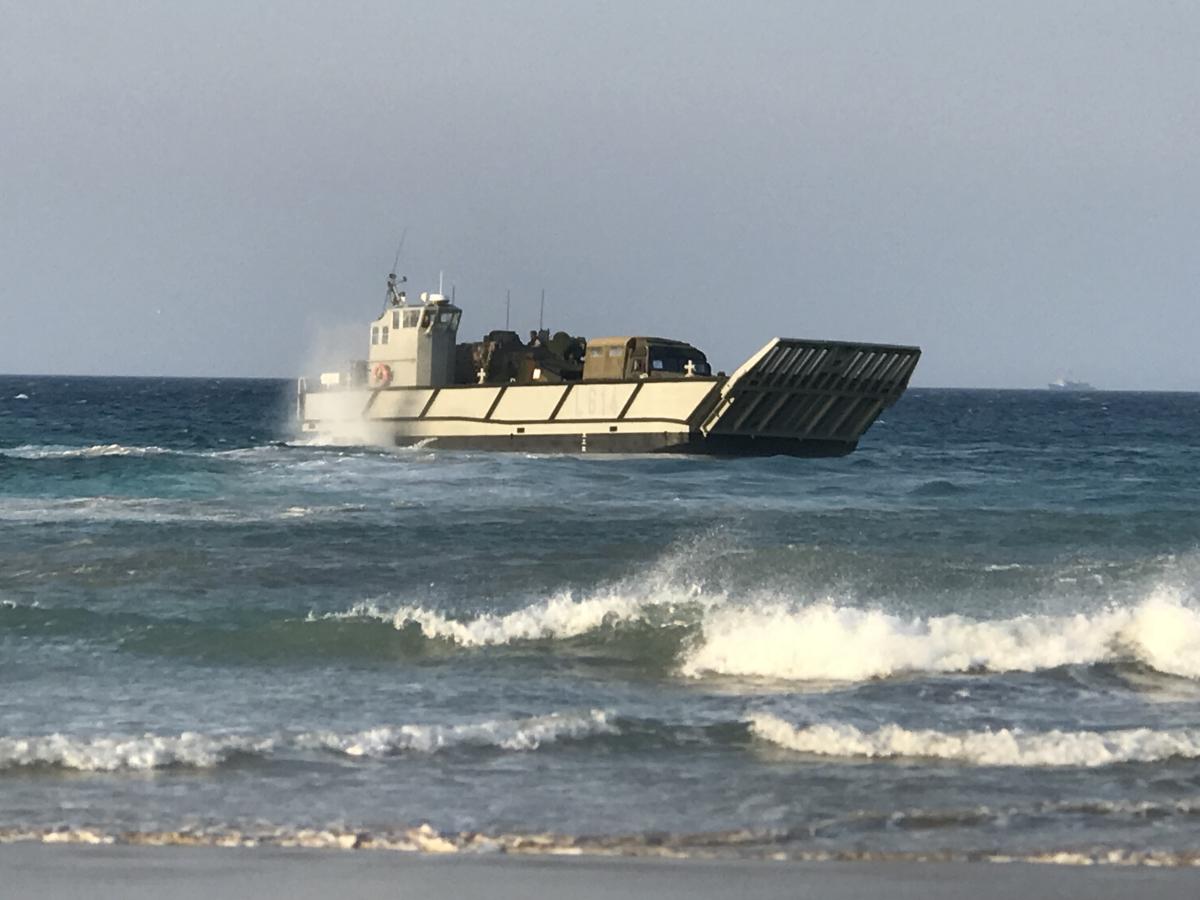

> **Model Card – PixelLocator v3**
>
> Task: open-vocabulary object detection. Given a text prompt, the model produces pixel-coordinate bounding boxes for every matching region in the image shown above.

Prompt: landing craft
[297,274,921,456]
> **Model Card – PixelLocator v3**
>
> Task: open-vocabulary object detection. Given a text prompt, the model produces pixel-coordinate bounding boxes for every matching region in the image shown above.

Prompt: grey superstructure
[297,274,921,456]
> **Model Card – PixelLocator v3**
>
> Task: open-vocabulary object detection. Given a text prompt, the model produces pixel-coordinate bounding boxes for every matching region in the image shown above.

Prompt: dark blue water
[3,376,1200,863]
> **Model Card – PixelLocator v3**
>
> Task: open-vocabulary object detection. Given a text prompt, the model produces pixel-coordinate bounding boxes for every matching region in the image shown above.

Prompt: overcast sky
[2,1,1197,387]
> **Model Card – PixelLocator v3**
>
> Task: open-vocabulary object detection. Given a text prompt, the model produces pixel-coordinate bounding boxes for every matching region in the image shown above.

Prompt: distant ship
[297,270,921,457]
[1048,377,1095,391]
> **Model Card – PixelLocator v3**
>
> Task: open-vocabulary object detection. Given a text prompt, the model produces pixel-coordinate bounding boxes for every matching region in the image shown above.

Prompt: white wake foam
[749,714,1200,767]
[301,710,615,757]
[0,443,178,459]
[682,587,1200,682]
[0,443,291,462]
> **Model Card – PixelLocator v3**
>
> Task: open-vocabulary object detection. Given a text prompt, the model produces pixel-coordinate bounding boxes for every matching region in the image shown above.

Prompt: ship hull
[298,338,920,459]
[376,431,856,457]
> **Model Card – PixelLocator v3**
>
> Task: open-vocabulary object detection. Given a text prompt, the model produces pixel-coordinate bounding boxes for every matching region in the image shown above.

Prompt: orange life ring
[372,363,393,386]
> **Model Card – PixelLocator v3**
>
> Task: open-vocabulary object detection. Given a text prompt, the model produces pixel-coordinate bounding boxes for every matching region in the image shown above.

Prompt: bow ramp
[700,339,921,452]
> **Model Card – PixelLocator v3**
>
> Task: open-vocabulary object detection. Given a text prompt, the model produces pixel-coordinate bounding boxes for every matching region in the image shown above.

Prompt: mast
[385,229,408,309]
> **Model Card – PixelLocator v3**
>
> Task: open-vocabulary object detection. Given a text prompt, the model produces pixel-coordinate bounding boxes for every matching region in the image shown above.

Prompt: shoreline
[3,823,1200,867]
[5,842,1200,900]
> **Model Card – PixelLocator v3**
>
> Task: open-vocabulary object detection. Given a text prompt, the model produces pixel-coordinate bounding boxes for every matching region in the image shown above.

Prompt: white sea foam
[681,587,1200,682]
[0,712,614,771]
[5,820,1200,865]
[749,714,1200,767]
[315,559,1200,683]
[321,583,704,647]
[0,442,298,462]
[301,710,615,757]
[0,443,179,459]
[0,496,247,525]
[278,503,367,519]
[0,733,273,771]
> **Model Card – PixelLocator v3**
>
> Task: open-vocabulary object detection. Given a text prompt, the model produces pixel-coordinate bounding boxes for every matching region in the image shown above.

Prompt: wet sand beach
[4,845,1199,900]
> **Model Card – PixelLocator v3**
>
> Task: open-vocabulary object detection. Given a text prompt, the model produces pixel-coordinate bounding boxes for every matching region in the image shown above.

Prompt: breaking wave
[0,711,614,772]
[300,710,614,757]
[0,733,272,772]
[312,583,706,648]
[681,587,1200,682]
[318,582,1200,683]
[749,714,1200,767]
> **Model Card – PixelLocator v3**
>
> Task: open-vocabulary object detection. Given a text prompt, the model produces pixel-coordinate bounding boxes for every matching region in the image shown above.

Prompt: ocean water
[3,376,1200,864]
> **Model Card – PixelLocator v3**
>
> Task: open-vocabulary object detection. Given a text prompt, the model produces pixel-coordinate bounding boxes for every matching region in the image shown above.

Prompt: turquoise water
[3,376,1200,861]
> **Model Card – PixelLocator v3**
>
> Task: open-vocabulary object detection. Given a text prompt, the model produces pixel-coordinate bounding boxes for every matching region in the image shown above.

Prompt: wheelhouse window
[381,326,389,344]
[392,311,400,329]
[403,309,420,328]
[371,326,379,345]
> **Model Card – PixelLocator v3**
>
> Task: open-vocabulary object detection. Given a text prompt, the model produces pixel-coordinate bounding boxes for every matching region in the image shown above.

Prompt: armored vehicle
[297,273,920,456]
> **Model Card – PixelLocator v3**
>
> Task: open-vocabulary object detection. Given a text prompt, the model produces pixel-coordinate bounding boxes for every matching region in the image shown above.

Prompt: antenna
[439,270,444,295]
[390,228,408,274]
[539,289,545,331]
[505,289,511,330]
